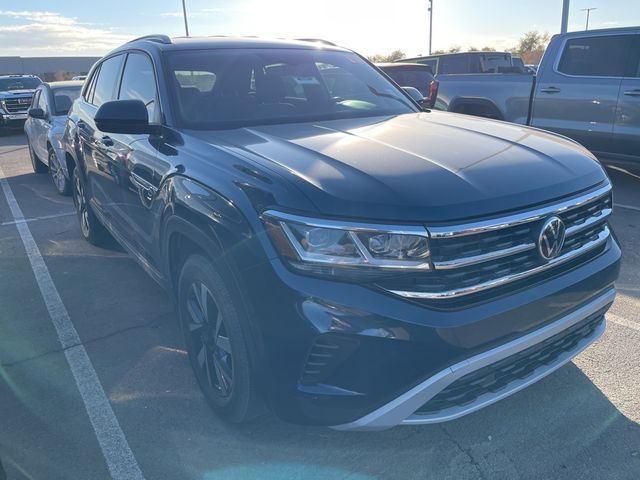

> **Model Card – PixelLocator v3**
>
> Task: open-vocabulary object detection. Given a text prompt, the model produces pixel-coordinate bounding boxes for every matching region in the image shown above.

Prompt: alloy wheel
[186,281,234,397]
[49,151,66,192]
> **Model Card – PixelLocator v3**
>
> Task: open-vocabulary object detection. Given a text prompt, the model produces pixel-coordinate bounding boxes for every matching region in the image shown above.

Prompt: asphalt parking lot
[0,131,639,480]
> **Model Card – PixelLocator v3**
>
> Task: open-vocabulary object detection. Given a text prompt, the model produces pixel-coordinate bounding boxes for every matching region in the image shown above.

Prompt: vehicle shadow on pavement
[119,341,640,480]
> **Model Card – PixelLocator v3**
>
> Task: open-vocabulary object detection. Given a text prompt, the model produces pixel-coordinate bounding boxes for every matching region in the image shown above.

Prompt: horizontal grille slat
[2,97,33,113]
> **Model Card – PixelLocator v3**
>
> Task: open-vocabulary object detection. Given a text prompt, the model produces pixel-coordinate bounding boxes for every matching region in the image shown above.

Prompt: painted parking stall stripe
[0,165,145,480]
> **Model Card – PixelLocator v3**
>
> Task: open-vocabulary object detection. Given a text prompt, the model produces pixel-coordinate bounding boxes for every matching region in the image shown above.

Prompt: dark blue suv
[63,35,620,430]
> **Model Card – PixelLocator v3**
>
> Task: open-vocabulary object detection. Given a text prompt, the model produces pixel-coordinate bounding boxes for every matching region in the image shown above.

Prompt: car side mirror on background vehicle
[95,99,158,134]
[401,86,427,109]
[28,107,46,120]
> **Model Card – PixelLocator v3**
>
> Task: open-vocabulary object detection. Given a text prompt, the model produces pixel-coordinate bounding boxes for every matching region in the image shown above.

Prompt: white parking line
[0,211,76,226]
[0,167,145,480]
[608,313,640,332]
[615,203,640,213]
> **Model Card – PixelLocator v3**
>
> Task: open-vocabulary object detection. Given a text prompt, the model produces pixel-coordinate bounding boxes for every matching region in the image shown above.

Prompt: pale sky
[0,0,638,57]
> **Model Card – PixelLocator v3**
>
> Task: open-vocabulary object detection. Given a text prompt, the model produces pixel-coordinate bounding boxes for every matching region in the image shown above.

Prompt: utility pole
[561,0,570,33]
[182,0,190,37]
[428,0,433,55]
[581,7,596,30]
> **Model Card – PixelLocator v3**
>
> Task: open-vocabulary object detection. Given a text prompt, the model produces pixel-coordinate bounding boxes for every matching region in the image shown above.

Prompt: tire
[71,166,109,245]
[178,254,262,423]
[49,148,71,195]
[28,143,47,173]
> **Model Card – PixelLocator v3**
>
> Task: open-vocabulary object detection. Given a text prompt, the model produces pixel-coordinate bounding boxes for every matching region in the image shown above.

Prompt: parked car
[0,75,42,132]
[402,51,515,75]
[376,62,439,108]
[24,81,83,194]
[63,35,619,430]
[407,27,640,168]
[525,63,539,74]
[72,75,87,81]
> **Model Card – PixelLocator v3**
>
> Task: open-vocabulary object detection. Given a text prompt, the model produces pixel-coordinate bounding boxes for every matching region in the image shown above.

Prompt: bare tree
[368,50,406,63]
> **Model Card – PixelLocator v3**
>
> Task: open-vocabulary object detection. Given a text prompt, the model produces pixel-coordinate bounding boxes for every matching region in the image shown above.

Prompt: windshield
[52,86,82,115]
[382,68,433,96]
[165,48,418,129]
[0,77,41,91]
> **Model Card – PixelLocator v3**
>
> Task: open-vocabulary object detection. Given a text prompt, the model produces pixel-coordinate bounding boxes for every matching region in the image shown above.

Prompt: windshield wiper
[367,85,409,106]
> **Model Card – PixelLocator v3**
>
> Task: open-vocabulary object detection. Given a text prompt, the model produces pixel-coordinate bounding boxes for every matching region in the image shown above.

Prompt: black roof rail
[296,38,337,46]
[127,34,172,45]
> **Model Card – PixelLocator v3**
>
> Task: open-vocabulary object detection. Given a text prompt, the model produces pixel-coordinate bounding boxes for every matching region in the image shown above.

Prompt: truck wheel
[49,148,71,195]
[178,253,262,423]
[72,166,109,245]
[29,144,47,174]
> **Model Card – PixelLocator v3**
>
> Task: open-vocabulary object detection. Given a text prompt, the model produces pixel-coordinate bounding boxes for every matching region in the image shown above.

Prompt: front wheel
[49,149,71,195]
[178,254,262,423]
[72,166,109,245]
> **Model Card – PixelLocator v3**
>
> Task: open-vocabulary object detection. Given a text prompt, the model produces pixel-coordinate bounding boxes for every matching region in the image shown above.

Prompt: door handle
[623,89,640,97]
[130,171,158,198]
[540,86,561,94]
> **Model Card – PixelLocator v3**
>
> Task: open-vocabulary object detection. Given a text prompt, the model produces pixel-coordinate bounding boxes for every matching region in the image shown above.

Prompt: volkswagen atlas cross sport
[63,35,620,430]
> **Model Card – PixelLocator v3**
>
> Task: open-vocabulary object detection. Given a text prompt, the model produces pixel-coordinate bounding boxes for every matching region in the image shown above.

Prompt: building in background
[0,57,99,81]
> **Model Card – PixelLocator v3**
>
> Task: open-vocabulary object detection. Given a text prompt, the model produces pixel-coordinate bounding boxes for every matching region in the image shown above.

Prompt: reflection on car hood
[192,111,607,222]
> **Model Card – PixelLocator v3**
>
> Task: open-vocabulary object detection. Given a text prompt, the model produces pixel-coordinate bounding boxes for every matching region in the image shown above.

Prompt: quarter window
[92,55,124,107]
[119,53,159,122]
[30,90,40,109]
[37,88,48,114]
[558,35,633,77]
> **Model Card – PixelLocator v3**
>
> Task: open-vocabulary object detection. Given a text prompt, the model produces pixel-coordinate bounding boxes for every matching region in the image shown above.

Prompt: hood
[0,89,36,99]
[191,112,607,223]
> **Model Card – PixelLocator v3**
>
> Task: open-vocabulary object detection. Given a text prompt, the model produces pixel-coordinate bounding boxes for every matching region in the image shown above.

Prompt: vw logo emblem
[538,216,566,260]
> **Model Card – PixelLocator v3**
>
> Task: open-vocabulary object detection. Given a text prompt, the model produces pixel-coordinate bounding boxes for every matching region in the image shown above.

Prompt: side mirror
[401,86,426,107]
[95,99,157,134]
[28,107,46,120]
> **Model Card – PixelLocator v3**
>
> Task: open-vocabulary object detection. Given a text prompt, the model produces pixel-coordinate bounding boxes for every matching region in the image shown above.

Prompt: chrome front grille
[380,184,613,300]
[2,97,32,113]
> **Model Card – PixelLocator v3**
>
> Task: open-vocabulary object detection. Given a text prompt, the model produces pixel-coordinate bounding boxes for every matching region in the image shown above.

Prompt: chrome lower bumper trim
[332,288,615,431]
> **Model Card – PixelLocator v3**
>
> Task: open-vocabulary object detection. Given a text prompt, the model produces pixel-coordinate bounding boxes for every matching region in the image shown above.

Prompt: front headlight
[261,210,431,277]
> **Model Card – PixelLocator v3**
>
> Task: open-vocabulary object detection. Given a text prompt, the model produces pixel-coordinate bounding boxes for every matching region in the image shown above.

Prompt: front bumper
[333,288,612,430]
[0,112,28,128]
[242,235,620,428]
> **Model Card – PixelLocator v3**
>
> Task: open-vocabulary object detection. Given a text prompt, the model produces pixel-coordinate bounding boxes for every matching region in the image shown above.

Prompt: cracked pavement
[0,132,639,479]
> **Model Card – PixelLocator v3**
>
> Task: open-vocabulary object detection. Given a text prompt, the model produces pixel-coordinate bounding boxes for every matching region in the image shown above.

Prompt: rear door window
[558,34,634,77]
[439,55,470,74]
[92,54,125,107]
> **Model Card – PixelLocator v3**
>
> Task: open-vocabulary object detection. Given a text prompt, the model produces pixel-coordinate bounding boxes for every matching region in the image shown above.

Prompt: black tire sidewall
[28,143,47,174]
[72,166,105,245]
[178,254,255,422]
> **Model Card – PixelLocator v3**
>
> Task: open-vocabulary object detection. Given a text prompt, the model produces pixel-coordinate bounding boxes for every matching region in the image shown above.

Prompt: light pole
[428,0,433,55]
[581,7,596,30]
[182,0,190,37]
[561,0,570,33]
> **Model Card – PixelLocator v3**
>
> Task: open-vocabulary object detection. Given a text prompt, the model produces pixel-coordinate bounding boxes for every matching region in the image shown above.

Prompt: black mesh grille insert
[416,308,607,415]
